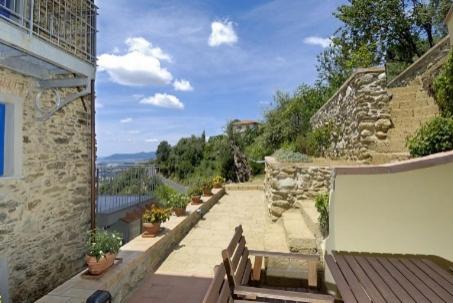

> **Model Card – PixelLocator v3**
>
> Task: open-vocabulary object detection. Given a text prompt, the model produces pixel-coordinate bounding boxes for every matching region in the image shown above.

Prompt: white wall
[326,160,453,262]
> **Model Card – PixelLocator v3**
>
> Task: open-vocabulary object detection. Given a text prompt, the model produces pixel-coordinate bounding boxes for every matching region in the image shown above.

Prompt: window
[0,93,22,178]
[0,103,4,176]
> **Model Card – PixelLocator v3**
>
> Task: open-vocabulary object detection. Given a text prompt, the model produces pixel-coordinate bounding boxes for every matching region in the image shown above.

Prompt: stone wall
[0,67,92,302]
[310,67,392,161]
[265,157,332,219]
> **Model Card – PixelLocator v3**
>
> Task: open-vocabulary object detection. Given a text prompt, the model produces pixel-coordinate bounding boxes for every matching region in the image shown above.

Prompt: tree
[156,141,172,175]
[318,0,451,87]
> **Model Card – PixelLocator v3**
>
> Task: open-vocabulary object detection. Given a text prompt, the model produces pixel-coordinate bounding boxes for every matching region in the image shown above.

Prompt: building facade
[0,1,97,302]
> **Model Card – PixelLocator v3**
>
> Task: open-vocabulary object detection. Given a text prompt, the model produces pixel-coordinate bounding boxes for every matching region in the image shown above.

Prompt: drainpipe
[90,79,96,230]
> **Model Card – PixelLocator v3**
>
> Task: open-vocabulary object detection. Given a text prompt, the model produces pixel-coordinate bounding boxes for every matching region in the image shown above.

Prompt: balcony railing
[0,0,97,64]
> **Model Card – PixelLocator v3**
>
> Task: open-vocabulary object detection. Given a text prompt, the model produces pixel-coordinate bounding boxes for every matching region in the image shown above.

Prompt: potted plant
[85,229,122,275]
[142,206,171,237]
[212,175,225,188]
[189,183,203,204]
[168,192,189,216]
[201,178,213,197]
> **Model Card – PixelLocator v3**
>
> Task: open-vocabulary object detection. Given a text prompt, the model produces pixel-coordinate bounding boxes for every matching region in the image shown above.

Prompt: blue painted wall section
[0,103,5,176]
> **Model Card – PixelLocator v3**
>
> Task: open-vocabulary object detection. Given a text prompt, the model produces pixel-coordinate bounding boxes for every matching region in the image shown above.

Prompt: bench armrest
[248,250,319,261]
[234,286,334,303]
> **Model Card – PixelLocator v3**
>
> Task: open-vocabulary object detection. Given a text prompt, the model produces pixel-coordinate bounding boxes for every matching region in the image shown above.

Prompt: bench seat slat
[249,249,319,261]
[234,286,334,303]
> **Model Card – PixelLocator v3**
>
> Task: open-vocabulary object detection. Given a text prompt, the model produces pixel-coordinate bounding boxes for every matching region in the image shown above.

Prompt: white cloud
[173,79,194,91]
[132,94,145,100]
[95,101,104,109]
[140,93,184,109]
[97,37,173,86]
[208,20,238,47]
[303,36,331,48]
[145,138,159,143]
[125,37,172,62]
[120,117,133,123]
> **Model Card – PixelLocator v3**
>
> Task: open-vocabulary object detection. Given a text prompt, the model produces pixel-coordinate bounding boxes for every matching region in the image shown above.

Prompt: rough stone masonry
[0,67,92,302]
[310,68,392,162]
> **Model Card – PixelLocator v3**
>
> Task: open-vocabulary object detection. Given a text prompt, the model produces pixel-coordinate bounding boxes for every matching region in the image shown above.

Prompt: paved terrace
[125,190,288,303]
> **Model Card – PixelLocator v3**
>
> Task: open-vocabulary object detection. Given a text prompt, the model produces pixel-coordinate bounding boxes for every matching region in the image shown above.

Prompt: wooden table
[325,252,453,303]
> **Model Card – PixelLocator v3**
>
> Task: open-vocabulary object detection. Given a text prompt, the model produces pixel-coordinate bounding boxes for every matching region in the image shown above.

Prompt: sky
[95,0,345,157]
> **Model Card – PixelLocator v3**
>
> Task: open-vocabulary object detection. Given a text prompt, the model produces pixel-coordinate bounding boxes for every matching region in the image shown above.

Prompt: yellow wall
[326,162,453,262]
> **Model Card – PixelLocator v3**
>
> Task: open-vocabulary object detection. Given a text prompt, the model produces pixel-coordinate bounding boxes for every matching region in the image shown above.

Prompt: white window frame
[0,91,22,179]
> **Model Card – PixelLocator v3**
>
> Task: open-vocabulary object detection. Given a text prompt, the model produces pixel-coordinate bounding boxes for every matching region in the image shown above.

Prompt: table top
[325,252,453,303]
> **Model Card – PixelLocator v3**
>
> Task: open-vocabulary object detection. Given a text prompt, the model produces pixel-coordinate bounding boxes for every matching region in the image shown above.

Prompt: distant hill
[97,152,156,164]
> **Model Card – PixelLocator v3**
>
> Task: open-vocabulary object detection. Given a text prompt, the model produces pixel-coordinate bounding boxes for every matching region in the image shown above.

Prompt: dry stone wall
[310,68,393,161]
[265,157,332,219]
[0,67,92,302]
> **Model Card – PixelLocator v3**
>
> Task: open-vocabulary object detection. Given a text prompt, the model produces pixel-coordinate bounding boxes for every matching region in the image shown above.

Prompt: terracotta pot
[174,207,186,217]
[143,222,161,237]
[213,182,222,189]
[191,195,202,204]
[85,253,116,275]
[203,188,213,196]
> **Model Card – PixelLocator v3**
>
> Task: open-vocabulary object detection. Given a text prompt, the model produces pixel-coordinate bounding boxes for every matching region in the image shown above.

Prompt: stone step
[282,209,317,254]
[369,151,410,164]
[294,200,321,240]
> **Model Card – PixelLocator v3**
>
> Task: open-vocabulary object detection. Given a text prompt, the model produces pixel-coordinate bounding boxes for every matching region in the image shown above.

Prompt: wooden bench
[203,262,334,303]
[221,225,334,303]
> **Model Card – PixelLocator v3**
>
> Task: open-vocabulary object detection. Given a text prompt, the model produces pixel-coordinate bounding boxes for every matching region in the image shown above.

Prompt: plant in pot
[85,229,122,275]
[212,175,225,188]
[168,192,189,216]
[142,206,171,237]
[189,183,203,205]
[201,178,214,197]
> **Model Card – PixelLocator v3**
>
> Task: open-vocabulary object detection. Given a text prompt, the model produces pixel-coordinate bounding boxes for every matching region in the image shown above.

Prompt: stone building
[0,1,97,302]
[231,120,260,133]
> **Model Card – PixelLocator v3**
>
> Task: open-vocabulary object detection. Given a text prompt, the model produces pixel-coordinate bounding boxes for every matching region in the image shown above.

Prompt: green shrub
[433,51,453,116]
[314,193,329,238]
[406,116,453,157]
[273,148,311,162]
[297,125,332,157]
[167,192,189,209]
[154,184,177,205]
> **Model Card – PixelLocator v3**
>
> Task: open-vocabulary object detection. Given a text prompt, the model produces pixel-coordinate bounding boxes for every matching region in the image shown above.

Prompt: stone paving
[125,190,289,303]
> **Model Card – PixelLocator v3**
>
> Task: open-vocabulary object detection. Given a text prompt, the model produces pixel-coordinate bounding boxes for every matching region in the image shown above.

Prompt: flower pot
[174,207,186,217]
[143,222,161,237]
[191,195,202,205]
[85,253,116,275]
[203,188,213,196]
[213,182,222,189]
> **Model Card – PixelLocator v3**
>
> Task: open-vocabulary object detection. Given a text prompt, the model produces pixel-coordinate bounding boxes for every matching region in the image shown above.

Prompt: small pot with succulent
[85,229,122,275]
[168,192,189,216]
[212,175,225,188]
[189,183,203,204]
[142,206,171,237]
[201,178,214,197]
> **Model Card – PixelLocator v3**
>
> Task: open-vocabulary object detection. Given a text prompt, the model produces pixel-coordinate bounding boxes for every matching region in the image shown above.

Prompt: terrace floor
[125,189,288,303]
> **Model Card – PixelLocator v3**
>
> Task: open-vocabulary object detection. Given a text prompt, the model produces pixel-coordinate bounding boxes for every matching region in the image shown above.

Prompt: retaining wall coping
[310,66,385,124]
[334,150,453,175]
[387,35,450,88]
[36,188,226,303]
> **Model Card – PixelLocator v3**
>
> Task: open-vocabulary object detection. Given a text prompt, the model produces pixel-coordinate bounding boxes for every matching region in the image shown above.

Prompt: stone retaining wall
[310,67,392,161]
[0,67,93,302]
[265,157,332,219]
[36,188,225,303]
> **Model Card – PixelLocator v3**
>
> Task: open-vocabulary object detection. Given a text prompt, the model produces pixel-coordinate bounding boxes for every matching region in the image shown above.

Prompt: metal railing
[96,165,159,214]
[0,0,97,64]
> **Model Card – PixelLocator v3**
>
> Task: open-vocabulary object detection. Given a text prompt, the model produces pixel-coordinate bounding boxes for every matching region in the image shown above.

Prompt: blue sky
[95,0,345,156]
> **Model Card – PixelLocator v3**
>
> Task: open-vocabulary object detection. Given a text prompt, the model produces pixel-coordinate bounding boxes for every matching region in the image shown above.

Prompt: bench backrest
[222,225,252,288]
[202,264,234,303]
